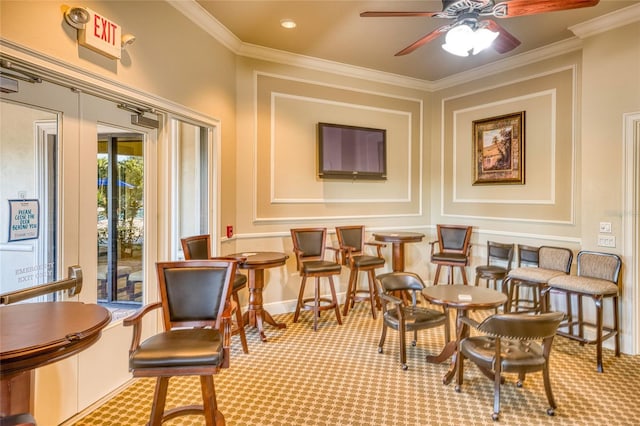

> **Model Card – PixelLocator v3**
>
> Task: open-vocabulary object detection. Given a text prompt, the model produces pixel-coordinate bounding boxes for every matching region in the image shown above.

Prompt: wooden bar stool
[335,225,386,319]
[290,228,343,331]
[505,245,572,313]
[474,241,514,290]
[544,251,622,372]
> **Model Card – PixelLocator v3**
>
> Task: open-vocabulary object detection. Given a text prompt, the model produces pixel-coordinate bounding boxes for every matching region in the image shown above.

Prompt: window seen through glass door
[175,119,209,259]
[97,132,144,305]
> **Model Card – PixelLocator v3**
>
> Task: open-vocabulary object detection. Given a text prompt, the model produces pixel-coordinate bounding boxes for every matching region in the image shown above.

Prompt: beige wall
[229,56,432,305]
[580,22,640,351]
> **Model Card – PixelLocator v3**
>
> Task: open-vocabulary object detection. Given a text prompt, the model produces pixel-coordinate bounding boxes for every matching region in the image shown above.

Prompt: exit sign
[78,8,121,59]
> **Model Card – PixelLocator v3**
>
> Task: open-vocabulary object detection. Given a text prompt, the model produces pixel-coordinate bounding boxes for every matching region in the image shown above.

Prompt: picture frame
[472,111,525,185]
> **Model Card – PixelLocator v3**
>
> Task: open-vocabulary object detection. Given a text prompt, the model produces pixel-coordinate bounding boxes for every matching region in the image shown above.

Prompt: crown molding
[570,3,640,39]
[431,37,583,90]
[168,1,639,92]
[237,42,434,91]
[166,0,242,52]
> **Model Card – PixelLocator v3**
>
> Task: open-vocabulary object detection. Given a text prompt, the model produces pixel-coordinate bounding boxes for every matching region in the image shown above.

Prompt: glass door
[97,131,145,304]
[1,77,158,423]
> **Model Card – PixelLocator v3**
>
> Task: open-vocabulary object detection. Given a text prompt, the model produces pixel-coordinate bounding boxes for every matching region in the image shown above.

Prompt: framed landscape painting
[472,111,525,185]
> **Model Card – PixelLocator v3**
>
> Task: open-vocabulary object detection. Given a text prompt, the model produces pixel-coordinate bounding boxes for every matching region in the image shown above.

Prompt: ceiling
[193,1,637,82]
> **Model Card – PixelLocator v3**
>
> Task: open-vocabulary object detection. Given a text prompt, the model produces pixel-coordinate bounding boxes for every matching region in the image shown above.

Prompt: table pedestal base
[243,269,286,342]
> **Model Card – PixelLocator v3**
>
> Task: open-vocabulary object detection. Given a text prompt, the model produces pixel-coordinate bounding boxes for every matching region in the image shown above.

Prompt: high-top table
[0,302,111,418]
[373,232,425,272]
[422,285,506,385]
[227,251,289,342]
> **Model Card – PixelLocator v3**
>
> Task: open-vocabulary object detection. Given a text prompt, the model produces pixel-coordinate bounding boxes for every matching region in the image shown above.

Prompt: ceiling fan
[360,0,600,57]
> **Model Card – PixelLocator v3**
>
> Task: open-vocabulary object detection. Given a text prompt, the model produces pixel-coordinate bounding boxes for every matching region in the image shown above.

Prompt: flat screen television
[317,122,387,180]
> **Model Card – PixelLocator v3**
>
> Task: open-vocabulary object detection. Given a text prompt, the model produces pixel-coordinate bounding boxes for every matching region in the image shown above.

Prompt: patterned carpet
[71,303,640,425]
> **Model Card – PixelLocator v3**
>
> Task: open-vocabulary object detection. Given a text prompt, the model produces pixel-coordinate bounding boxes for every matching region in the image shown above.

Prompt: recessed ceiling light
[280,19,297,29]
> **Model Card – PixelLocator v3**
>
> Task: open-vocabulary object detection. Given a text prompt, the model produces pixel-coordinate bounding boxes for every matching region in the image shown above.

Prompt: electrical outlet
[599,222,612,233]
[597,235,616,248]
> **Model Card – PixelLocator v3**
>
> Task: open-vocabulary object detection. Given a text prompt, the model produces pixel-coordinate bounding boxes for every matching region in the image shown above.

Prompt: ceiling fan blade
[484,20,521,54]
[495,0,600,18]
[394,25,451,56]
[360,11,441,18]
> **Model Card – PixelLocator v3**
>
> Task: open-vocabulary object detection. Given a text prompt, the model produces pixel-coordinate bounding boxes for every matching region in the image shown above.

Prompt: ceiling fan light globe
[443,24,474,56]
[472,28,500,55]
[442,42,470,57]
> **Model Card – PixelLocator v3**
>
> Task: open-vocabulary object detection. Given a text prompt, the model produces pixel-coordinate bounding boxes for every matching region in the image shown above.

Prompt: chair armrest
[123,302,162,355]
[220,300,234,369]
[429,240,440,255]
[378,292,403,306]
[365,241,386,257]
[336,245,355,265]
[326,245,342,263]
[292,248,305,270]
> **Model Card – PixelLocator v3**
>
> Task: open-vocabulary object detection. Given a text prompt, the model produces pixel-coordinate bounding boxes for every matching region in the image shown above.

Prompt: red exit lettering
[93,14,119,46]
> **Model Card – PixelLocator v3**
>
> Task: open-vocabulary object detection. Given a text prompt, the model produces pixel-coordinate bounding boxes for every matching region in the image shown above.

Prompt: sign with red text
[78,8,121,59]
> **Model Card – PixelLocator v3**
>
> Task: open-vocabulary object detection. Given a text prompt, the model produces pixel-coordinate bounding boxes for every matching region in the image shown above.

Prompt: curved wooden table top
[422,285,507,310]
[373,232,425,244]
[227,251,288,269]
[0,302,111,378]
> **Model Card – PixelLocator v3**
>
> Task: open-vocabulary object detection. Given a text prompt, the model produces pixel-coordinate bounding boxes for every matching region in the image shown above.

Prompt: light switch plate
[599,222,612,233]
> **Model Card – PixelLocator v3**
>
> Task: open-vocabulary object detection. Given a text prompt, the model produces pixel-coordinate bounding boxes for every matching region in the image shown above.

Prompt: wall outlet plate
[597,235,616,247]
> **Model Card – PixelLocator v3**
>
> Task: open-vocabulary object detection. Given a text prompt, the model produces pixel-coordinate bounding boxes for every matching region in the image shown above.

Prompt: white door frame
[623,111,640,355]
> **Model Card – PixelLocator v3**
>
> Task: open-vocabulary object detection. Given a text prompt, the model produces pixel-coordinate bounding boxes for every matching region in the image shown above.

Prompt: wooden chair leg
[595,295,604,373]
[399,315,407,370]
[328,276,342,325]
[492,338,502,421]
[200,375,224,426]
[342,270,357,316]
[367,270,377,319]
[433,265,442,285]
[150,377,170,425]
[542,364,557,415]
[378,324,387,353]
[313,277,320,331]
[232,290,249,354]
[293,276,307,323]
[459,266,468,285]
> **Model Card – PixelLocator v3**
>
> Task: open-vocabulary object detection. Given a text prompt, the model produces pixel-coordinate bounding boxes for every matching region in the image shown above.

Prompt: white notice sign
[8,199,39,242]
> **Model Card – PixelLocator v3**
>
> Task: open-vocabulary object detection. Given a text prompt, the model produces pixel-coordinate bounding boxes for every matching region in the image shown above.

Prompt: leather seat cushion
[476,265,507,276]
[130,328,222,369]
[461,336,545,372]
[352,255,385,268]
[233,273,247,291]
[302,260,341,274]
[547,274,618,296]
[507,267,565,283]
[432,252,467,263]
[383,306,446,331]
